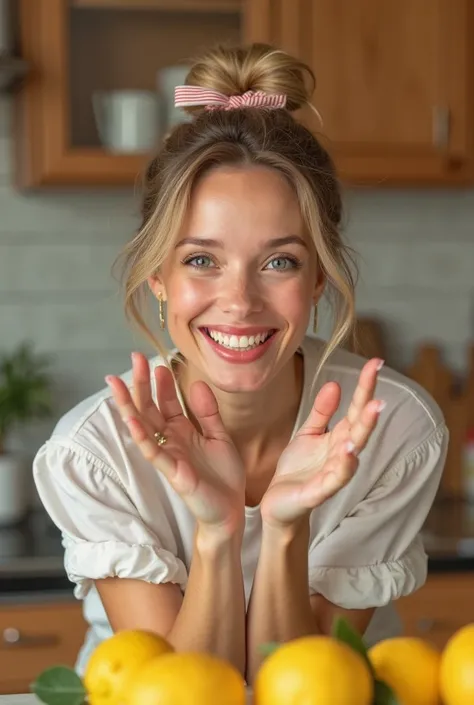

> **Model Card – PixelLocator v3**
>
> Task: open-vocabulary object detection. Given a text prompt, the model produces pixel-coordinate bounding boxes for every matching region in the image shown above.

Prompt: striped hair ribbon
[174,86,287,111]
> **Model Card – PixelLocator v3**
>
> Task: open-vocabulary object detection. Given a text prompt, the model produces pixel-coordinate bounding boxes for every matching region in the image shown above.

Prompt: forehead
[183,165,306,241]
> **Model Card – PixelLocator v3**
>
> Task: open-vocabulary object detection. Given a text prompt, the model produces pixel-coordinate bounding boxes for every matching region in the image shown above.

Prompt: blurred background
[0,0,473,694]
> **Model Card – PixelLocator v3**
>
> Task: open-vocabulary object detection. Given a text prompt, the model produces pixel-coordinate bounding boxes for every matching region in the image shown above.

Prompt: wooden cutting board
[406,344,472,498]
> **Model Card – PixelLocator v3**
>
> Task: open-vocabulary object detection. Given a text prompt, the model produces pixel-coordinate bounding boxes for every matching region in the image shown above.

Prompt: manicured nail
[377,400,387,413]
[345,441,356,455]
[376,359,385,371]
[105,375,113,385]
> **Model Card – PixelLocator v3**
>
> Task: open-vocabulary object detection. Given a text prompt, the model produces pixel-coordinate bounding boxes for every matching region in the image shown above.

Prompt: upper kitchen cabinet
[249,0,474,186]
[15,0,246,188]
[14,0,474,188]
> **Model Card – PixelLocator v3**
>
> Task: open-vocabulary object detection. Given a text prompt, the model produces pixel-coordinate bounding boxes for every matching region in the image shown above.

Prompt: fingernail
[105,375,113,385]
[345,441,356,455]
[131,352,138,364]
[377,400,387,413]
[376,359,385,371]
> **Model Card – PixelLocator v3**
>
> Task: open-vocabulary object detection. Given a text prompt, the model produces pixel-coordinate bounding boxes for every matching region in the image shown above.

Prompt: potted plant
[0,342,53,525]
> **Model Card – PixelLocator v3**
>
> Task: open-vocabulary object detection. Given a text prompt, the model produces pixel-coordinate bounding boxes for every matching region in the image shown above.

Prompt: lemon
[253,635,373,705]
[124,651,246,705]
[84,629,173,705]
[369,637,440,705]
[440,623,474,705]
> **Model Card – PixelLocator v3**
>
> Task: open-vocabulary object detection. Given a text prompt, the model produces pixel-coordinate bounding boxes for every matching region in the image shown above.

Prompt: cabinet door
[16,0,243,188]
[246,0,473,185]
[0,601,87,694]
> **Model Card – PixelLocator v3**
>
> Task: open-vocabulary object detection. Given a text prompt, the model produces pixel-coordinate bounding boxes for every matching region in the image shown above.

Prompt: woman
[33,43,447,682]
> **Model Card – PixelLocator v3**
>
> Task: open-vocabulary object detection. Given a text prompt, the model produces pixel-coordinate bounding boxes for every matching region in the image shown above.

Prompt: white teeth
[207,329,272,350]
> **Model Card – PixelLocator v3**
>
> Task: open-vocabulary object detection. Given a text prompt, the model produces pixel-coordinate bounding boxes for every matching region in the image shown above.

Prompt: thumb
[189,381,229,440]
[298,381,341,436]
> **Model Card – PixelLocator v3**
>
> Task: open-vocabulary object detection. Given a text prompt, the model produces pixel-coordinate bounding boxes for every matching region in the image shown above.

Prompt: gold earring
[158,293,166,331]
[313,305,318,334]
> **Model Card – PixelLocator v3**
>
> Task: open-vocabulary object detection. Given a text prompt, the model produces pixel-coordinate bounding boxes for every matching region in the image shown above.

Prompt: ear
[148,274,167,301]
[313,266,326,304]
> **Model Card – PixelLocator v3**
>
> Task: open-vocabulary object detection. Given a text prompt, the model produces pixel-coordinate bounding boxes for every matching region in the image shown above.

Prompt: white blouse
[33,337,448,673]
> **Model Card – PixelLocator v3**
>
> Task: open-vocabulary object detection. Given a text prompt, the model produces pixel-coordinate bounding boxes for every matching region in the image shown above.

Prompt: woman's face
[150,165,323,393]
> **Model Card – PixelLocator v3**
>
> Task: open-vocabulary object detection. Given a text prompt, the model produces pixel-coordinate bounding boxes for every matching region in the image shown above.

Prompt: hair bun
[183,43,314,114]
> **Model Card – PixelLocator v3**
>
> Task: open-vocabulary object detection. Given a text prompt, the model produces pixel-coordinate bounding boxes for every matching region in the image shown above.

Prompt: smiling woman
[32,43,448,686]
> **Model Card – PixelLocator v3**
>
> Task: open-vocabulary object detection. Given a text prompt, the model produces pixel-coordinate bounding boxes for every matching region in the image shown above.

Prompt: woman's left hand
[260,358,385,528]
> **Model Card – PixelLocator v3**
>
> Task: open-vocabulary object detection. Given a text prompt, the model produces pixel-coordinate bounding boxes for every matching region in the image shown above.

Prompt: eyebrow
[175,235,308,249]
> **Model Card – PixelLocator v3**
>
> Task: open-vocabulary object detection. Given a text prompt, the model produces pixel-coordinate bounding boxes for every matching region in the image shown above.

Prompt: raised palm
[260,358,385,527]
[107,353,245,532]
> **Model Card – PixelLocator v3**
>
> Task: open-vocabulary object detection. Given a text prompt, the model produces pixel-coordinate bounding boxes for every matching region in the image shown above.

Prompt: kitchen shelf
[72,0,241,11]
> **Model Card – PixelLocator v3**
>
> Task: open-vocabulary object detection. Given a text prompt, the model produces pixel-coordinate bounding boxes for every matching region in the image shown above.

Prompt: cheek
[167,277,212,317]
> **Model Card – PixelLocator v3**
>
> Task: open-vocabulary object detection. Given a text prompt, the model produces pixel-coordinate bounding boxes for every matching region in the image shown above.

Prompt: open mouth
[201,328,277,352]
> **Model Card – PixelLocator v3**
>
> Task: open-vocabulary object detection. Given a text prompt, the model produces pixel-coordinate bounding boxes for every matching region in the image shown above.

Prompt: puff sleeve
[308,423,448,609]
[33,439,188,600]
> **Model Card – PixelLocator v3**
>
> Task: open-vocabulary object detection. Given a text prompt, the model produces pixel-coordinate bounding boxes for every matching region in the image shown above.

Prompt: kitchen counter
[0,510,74,602]
[422,498,474,572]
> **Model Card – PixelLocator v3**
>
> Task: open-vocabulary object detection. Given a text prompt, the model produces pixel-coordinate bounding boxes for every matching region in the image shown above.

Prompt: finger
[189,381,228,440]
[130,352,154,413]
[106,374,163,436]
[350,398,385,452]
[125,416,177,482]
[154,365,185,422]
[302,442,358,507]
[299,382,341,436]
[347,358,384,425]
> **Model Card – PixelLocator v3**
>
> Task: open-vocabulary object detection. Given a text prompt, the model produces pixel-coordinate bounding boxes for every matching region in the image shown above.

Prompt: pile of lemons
[81,623,474,705]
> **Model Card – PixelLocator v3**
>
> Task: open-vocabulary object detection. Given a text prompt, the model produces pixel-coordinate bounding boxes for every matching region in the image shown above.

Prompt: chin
[207,369,273,394]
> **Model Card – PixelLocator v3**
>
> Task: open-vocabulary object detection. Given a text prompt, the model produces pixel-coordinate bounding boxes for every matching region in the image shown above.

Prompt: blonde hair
[116,43,357,376]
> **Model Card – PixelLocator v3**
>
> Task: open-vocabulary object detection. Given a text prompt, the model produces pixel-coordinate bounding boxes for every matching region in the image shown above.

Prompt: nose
[218,271,263,317]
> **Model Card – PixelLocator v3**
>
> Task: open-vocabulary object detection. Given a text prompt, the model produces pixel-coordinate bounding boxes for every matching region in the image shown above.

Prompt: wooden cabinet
[14,0,474,188]
[249,0,474,185]
[0,601,87,695]
[396,572,474,651]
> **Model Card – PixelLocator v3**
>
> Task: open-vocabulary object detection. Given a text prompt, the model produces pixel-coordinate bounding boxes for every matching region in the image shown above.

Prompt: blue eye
[266,256,300,271]
[183,254,215,268]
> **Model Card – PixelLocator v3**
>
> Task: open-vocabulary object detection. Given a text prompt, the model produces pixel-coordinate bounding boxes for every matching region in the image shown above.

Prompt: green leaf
[373,679,400,705]
[258,641,280,658]
[331,617,374,675]
[31,665,86,705]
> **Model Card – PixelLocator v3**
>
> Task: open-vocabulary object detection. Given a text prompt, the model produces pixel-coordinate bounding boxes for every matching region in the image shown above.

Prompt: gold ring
[153,431,167,446]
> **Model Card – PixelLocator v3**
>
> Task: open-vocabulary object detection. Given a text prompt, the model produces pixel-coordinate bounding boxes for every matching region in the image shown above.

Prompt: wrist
[195,519,244,556]
[261,515,310,547]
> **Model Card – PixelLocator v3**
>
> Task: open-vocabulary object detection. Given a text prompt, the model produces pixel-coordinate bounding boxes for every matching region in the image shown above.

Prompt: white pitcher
[93,90,162,153]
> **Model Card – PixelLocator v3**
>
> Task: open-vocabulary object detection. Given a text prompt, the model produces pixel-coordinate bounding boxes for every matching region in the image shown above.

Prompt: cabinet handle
[416,617,449,634]
[432,106,450,149]
[1,627,60,649]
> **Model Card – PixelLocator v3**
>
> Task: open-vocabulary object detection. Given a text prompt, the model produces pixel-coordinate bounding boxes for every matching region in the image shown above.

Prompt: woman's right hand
[106,353,245,536]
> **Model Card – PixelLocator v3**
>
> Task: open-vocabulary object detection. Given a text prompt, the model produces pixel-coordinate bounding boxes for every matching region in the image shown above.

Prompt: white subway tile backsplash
[0,243,122,292]
[0,186,139,237]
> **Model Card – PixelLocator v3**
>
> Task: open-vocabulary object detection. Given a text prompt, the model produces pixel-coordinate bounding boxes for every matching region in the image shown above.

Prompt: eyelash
[181,253,302,271]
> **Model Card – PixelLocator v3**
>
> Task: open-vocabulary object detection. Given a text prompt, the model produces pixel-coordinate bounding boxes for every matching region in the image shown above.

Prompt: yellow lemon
[84,629,173,705]
[369,637,440,705]
[440,623,474,705]
[124,651,246,705]
[254,635,373,705]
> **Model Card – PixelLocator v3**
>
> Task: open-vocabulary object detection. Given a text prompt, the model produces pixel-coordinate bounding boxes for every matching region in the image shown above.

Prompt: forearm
[246,518,318,682]
[168,524,246,674]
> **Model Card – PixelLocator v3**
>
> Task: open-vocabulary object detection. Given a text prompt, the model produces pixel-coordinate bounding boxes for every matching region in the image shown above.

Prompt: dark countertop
[1,499,473,601]
[423,498,474,573]
[0,510,73,601]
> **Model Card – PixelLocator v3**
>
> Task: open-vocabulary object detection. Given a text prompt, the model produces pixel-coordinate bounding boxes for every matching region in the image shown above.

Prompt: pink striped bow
[174,85,287,111]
